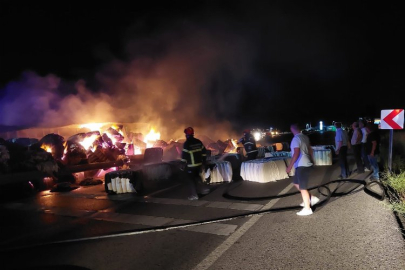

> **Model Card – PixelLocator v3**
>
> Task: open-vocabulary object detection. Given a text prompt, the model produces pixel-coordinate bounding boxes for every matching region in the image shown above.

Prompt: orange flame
[110,124,124,136]
[144,128,160,148]
[104,130,117,144]
[228,139,239,153]
[79,134,99,151]
[231,139,238,148]
[79,123,104,131]
[41,144,53,153]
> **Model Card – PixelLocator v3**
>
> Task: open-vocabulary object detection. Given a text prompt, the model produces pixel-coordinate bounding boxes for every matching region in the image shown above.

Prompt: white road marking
[192,183,294,270]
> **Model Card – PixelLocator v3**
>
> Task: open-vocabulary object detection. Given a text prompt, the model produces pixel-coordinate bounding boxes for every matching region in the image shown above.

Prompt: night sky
[1,1,404,139]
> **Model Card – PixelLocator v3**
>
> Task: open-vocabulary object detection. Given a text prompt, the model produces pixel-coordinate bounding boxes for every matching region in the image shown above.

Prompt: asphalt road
[1,157,404,270]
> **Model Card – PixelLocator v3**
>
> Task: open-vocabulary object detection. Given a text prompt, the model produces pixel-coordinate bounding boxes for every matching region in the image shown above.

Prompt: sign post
[380,109,404,172]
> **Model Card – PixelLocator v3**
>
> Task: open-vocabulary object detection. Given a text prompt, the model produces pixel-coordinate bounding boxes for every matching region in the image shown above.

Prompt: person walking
[181,127,209,200]
[351,121,365,173]
[359,120,371,171]
[286,123,319,216]
[238,129,258,161]
[335,122,350,179]
[365,123,381,180]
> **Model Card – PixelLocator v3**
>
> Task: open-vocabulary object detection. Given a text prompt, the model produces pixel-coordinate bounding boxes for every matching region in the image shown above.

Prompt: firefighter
[238,129,258,160]
[181,127,209,200]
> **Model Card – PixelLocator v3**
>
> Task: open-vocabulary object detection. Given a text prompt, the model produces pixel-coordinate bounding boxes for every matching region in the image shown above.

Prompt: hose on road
[0,178,384,252]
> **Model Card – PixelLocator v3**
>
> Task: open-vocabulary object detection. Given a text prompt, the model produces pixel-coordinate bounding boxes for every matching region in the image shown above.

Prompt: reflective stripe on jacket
[181,136,207,168]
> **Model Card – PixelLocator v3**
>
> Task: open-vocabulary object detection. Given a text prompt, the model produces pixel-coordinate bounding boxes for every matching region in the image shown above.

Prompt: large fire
[75,123,160,156]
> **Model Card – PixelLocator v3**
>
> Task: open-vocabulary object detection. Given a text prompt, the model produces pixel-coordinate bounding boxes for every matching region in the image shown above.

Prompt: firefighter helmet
[184,127,194,135]
[243,129,250,134]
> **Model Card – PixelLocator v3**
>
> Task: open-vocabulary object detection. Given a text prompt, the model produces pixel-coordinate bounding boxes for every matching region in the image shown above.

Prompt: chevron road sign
[381,109,404,129]
[380,109,404,172]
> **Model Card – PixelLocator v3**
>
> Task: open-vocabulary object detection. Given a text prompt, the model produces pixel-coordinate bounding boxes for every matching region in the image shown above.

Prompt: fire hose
[0,178,385,252]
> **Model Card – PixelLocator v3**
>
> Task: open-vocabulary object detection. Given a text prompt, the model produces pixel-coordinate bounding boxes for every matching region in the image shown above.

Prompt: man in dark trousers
[334,122,350,179]
[181,127,209,200]
[238,129,258,160]
[365,122,381,180]
[350,121,365,174]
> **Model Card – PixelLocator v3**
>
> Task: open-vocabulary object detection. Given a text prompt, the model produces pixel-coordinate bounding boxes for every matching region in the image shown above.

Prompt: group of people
[334,120,381,181]
[181,121,380,217]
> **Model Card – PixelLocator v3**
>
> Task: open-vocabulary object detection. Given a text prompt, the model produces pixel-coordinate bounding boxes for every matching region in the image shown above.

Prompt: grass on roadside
[382,170,405,214]
[379,130,405,215]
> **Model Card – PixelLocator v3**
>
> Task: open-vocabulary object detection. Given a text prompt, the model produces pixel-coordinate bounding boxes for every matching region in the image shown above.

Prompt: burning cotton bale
[38,133,65,161]
[65,129,126,165]
[104,127,124,144]
[65,133,87,165]
[88,146,109,163]
[12,142,59,176]
[65,148,87,165]
[35,155,59,176]
[87,143,124,163]
[101,133,112,146]
[115,142,126,151]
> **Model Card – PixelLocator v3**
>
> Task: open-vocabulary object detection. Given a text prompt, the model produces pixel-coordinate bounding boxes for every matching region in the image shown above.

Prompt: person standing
[359,120,371,171]
[286,123,319,216]
[335,122,350,179]
[181,127,208,200]
[238,129,258,161]
[365,123,381,180]
[351,121,365,173]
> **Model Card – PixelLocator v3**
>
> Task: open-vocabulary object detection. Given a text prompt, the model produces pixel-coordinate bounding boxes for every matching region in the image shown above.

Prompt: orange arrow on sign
[383,109,403,129]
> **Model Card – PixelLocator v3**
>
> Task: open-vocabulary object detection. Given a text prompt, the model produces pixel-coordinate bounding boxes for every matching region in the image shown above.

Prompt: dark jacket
[181,136,207,168]
[365,131,381,155]
[239,133,258,154]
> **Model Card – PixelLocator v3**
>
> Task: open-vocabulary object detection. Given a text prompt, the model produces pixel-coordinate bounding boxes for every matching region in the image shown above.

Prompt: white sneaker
[297,208,313,216]
[300,196,320,207]
[364,168,371,172]
[188,195,199,200]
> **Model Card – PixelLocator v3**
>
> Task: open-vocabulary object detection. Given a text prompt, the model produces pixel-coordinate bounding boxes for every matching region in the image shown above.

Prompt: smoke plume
[0,17,259,141]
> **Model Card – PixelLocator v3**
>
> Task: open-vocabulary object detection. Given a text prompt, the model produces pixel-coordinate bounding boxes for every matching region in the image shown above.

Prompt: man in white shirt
[359,120,371,171]
[335,122,349,178]
[351,121,364,173]
[286,123,319,216]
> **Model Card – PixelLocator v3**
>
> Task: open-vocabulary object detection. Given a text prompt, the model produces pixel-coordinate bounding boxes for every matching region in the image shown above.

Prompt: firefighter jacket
[181,136,207,168]
[239,134,258,154]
